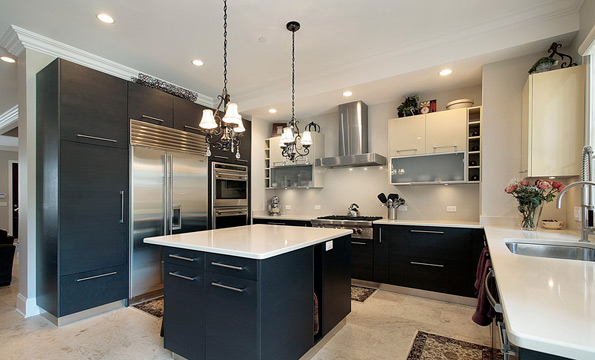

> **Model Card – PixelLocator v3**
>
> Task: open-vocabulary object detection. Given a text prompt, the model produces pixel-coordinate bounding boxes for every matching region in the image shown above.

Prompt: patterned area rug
[133,297,164,318]
[407,331,502,360]
[351,285,377,302]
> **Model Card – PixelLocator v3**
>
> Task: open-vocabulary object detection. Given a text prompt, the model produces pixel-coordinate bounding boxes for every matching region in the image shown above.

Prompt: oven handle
[215,173,248,181]
[215,209,248,216]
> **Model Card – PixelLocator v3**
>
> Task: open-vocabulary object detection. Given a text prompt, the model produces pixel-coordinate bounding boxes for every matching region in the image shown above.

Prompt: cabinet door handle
[351,241,367,245]
[76,271,117,282]
[120,191,124,224]
[168,254,196,262]
[237,159,248,163]
[267,222,286,225]
[379,228,382,244]
[214,155,228,160]
[211,282,245,293]
[76,133,118,143]
[432,145,458,150]
[184,124,202,132]
[168,271,197,281]
[395,148,417,153]
[210,261,244,271]
[410,261,444,268]
[410,229,444,235]
[141,114,165,122]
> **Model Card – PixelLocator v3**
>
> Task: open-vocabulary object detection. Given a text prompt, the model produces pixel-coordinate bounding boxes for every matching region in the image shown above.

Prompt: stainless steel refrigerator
[129,120,208,302]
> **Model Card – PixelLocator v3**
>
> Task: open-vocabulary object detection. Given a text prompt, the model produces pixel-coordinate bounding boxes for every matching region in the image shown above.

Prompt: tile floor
[0,254,491,360]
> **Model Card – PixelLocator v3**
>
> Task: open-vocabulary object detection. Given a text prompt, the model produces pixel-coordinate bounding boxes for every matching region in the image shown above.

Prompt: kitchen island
[144,224,352,360]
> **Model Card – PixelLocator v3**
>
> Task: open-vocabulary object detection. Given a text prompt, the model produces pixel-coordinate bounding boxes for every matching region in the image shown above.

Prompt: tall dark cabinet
[36,58,129,322]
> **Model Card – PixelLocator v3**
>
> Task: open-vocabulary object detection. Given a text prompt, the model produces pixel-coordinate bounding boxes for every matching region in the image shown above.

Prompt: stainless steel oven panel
[214,207,248,217]
[311,222,374,240]
[212,162,249,209]
[215,198,249,207]
[213,206,249,229]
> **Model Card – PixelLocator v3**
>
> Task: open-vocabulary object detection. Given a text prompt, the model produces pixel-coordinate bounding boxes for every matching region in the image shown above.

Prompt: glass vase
[519,204,543,231]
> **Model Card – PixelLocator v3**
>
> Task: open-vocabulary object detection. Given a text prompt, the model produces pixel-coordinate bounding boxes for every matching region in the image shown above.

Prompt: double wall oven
[211,162,249,229]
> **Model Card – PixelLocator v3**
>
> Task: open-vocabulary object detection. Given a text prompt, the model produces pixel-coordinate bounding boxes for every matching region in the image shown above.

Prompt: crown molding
[0,105,18,134]
[0,25,214,108]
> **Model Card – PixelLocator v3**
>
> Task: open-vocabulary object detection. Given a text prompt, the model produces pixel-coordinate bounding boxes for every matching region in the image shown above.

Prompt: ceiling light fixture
[96,13,115,24]
[269,108,277,114]
[279,21,320,163]
[343,91,353,97]
[198,0,245,159]
[439,69,452,76]
[0,56,16,63]
[191,59,204,67]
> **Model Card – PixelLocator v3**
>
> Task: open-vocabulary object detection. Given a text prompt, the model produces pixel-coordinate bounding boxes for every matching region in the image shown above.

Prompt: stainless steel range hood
[316,101,386,167]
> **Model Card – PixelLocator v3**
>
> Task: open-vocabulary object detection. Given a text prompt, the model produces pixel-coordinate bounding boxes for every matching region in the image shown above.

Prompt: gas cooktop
[315,215,382,221]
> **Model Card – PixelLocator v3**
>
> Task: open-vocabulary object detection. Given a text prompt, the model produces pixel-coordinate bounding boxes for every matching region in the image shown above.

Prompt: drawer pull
[184,125,201,132]
[210,261,244,271]
[169,271,197,281]
[141,114,165,122]
[76,134,118,143]
[76,271,117,282]
[410,261,444,268]
[410,229,445,235]
[351,241,367,245]
[168,254,196,262]
[211,282,245,293]
[396,148,418,153]
[432,145,458,150]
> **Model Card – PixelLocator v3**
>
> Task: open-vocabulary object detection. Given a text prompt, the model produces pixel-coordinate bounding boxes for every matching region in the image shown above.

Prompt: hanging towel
[472,259,499,326]
[474,247,490,295]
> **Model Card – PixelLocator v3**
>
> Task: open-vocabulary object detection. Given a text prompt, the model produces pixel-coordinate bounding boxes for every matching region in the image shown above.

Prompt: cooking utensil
[388,193,399,201]
[377,193,387,204]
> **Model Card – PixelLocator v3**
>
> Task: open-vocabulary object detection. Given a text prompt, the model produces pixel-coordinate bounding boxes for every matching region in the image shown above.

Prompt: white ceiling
[0,0,584,122]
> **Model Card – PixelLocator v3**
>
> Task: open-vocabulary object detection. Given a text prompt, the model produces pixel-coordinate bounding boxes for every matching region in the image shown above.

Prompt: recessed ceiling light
[268,108,277,114]
[343,91,353,97]
[96,13,115,24]
[191,59,204,67]
[439,69,452,76]
[1,56,16,63]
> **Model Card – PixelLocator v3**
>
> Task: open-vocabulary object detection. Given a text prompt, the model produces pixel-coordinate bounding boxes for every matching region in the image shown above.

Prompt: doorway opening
[8,160,18,238]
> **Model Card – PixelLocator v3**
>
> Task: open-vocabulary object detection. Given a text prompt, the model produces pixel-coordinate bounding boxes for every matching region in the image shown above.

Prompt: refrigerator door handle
[169,154,174,235]
[163,154,168,235]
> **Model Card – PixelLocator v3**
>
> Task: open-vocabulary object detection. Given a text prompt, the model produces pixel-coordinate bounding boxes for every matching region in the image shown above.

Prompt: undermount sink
[505,241,595,262]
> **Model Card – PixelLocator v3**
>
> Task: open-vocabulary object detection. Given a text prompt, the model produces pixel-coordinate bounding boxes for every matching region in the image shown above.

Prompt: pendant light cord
[222,0,228,100]
[291,28,295,122]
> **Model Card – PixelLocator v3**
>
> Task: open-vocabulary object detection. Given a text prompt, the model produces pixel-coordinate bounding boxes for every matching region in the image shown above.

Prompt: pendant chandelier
[280,21,319,162]
[199,0,244,159]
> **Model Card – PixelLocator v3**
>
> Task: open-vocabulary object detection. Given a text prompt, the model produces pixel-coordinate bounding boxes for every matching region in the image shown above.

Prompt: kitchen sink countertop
[144,224,351,259]
[484,226,595,360]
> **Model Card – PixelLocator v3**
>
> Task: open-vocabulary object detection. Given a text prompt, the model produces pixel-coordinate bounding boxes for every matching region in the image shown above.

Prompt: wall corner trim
[16,293,40,318]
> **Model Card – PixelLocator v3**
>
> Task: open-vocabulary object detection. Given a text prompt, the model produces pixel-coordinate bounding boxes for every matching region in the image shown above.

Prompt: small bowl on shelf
[541,220,563,230]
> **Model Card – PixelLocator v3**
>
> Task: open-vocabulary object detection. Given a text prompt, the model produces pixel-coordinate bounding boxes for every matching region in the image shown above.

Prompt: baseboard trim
[16,293,40,318]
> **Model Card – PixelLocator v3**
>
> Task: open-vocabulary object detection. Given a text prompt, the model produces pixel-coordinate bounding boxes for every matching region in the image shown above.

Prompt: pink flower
[538,182,550,189]
[552,181,563,189]
[504,185,518,193]
[557,184,565,192]
[520,180,530,186]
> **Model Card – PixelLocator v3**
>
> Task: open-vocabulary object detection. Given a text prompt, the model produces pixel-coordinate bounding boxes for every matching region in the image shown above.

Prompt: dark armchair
[0,229,16,286]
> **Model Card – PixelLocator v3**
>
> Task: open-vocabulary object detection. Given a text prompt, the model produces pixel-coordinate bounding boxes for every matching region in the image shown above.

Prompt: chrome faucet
[557,146,594,242]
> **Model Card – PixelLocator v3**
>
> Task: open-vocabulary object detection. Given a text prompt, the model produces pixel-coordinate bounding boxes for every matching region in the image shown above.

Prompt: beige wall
[254,85,482,221]
[0,150,17,232]
[481,52,578,228]
[571,0,595,56]
[0,57,18,115]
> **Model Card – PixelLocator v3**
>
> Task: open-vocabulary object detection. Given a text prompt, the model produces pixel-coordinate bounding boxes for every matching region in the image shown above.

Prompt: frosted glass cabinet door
[425,108,467,154]
[390,152,466,184]
[388,114,425,157]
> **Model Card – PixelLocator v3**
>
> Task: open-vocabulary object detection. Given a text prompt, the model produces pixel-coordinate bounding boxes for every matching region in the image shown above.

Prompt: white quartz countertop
[144,224,351,259]
[484,226,595,359]
[374,219,482,228]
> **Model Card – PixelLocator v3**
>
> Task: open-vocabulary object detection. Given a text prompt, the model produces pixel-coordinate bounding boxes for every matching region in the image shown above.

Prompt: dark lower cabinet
[161,235,351,360]
[350,238,374,281]
[373,225,482,298]
[252,218,312,227]
[164,262,205,360]
[36,58,129,320]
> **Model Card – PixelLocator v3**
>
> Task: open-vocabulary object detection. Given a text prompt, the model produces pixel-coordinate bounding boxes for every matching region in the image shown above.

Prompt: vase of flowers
[504,179,565,231]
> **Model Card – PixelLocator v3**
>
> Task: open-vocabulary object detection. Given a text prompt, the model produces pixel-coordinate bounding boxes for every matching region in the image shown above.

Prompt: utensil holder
[388,206,398,220]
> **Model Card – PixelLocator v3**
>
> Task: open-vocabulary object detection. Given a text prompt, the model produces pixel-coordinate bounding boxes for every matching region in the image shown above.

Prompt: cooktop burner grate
[316,215,382,221]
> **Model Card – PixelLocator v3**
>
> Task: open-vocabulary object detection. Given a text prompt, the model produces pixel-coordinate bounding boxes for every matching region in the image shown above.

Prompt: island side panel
[317,234,352,337]
[259,246,314,360]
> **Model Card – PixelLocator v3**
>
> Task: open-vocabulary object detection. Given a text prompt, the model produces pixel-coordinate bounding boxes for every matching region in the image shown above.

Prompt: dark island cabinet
[373,224,483,298]
[36,58,129,320]
[128,81,174,127]
[350,238,374,281]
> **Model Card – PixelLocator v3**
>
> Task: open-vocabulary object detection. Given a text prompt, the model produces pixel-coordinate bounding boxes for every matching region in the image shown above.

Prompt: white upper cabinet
[521,65,585,177]
[388,114,425,156]
[388,108,467,157]
[425,108,467,154]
